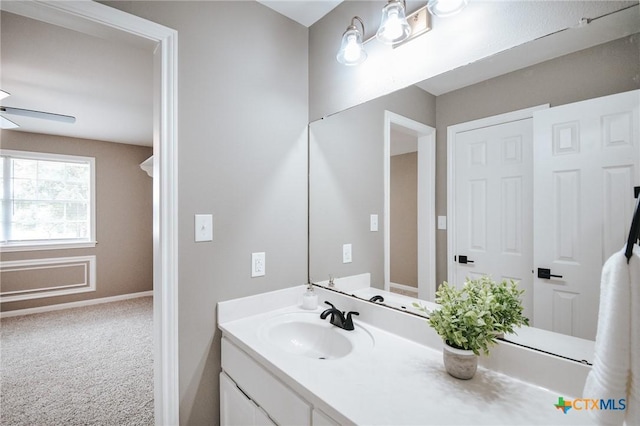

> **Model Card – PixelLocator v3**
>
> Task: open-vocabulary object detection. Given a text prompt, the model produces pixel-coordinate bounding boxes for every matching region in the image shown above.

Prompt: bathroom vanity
[218,284,594,425]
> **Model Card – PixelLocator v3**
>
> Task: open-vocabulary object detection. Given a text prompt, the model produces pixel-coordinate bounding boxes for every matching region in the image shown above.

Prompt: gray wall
[102,2,309,424]
[309,0,635,120]
[434,34,640,285]
[309,85,435,287]
[0,131,153,311]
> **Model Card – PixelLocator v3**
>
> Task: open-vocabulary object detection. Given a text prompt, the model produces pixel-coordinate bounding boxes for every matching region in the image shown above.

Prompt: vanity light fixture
[376,0,412,45]
[336,2,432,66]
[427,0,468,18]
[336,16,368,66]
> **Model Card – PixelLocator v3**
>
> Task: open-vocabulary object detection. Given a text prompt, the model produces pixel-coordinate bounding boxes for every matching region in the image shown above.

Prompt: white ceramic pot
[442,343,478,380]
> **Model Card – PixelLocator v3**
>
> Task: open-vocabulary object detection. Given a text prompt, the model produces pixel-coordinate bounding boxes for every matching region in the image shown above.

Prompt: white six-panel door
[448,90,639,340]
[452,118,534,319]
[533,90,640,340]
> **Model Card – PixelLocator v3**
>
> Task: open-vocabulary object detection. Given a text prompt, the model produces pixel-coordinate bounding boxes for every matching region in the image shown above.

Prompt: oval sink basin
[259,312,374,360]
[267,321,352,359]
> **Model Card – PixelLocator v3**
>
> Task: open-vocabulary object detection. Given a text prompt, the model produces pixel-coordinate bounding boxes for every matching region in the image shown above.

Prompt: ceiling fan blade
[0,115,19,129]
[0,106,76,124]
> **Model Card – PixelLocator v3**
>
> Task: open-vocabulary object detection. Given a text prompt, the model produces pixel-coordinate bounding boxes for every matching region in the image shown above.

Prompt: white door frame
[384,111,436,302]
[0,2,180,424]
[446,105,547,287]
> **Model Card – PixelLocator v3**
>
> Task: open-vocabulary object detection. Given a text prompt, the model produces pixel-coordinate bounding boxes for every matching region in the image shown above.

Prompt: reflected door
[453,119,534,319]
[533,90,640,340]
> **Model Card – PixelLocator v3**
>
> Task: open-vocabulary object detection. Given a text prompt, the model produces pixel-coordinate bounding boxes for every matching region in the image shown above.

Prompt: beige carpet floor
[0,297,154,426]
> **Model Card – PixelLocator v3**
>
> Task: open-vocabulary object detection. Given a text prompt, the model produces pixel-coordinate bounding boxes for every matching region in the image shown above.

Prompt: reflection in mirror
[309,86,435,288]
[390,128,419,298]
[309,5,640,363]
[384,113,435,302]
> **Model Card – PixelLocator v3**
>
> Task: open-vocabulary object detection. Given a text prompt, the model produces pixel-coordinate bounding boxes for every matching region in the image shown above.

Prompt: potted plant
[414,276,529,380]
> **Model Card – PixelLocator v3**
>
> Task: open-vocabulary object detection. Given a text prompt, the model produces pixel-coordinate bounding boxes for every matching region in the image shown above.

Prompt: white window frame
[1,149,97,252]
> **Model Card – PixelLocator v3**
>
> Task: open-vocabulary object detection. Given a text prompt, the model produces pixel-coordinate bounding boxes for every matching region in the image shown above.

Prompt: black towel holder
[624,186,640,263]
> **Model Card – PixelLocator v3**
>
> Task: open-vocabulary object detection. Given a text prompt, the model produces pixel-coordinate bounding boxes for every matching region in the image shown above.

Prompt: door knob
[457,255,474,264]
[537,268,563,279]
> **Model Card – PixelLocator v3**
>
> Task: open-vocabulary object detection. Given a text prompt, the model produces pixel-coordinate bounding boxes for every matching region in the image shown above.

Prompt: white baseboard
[390,282,419,295]
[0,290,153,318]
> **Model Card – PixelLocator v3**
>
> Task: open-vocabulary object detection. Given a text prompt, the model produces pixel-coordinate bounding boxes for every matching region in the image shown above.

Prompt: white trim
[389,281,419,296]
[0,149,93,163]
[0,2,180,425]
[1,241,97,252]
[446,105,549,287]
[0,255,96,302]
[383,111,437,303]
[0,290,153,318]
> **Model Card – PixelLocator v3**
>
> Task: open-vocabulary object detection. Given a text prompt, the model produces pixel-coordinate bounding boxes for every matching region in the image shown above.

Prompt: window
[1,150,96,251]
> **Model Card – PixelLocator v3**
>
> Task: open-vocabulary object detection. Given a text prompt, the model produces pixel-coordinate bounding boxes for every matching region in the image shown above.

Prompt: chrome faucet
[320,301,359,331]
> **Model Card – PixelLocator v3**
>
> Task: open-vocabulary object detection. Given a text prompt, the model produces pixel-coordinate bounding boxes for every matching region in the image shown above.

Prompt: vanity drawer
[221,338,311,425]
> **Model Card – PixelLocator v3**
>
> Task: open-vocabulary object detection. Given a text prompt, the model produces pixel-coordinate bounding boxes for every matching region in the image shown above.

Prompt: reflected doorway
[384,111,436,302]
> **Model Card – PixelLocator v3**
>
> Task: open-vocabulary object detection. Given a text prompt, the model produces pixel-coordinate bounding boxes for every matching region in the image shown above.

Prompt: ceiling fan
[0,90,76,129]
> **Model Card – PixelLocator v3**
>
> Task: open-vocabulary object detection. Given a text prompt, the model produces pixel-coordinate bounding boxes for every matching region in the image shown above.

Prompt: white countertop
[218,286,594,425]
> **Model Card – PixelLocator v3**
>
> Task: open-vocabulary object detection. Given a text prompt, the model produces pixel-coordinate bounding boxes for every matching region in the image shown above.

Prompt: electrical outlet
[343,244,352,263]
[251,252,265,277]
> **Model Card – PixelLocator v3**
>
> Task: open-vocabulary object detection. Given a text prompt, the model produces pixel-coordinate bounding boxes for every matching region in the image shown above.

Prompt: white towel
[583,246,639,425]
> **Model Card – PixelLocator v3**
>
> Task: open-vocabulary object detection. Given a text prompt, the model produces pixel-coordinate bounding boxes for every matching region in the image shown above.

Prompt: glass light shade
[376,1,411,45]
[336,28,367,66]
[0,90,10,101]
[427,0,468,18]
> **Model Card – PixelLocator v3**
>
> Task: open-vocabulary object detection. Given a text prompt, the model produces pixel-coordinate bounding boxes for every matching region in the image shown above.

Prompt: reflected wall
[309,85,435,287]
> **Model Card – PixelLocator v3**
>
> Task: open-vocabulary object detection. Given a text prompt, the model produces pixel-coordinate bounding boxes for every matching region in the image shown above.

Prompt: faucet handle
[343,311,359,331]
[320,301,340,323]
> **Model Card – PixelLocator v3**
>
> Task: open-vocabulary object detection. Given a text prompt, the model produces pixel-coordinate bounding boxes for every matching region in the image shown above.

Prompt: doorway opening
[383,111,436,302]
[0,2,180,423]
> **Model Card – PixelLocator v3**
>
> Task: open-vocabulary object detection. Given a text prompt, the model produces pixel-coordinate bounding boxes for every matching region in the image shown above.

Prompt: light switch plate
[370,214,378,232]
[438,216,447,230]
[251,252,265,277]
[194,214,213,242]
[343,244,352,263]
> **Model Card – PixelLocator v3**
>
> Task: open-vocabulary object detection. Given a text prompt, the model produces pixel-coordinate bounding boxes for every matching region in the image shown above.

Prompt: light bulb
[343,35,362,63]
[427,0,468,18]
[376,1,411,45]
[336,20,367,66]
[382,10,404,41]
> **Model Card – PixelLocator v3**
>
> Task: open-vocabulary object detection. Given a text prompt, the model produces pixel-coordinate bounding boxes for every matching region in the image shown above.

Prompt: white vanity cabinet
[221,337,342,426]
[220,372,274,425]
[311,409,340,426]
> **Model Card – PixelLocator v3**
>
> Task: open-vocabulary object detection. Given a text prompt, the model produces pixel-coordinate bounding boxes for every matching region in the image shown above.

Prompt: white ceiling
[0,1,340,147]
[258,0,343,27]
[1,10,154,146]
